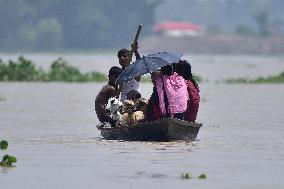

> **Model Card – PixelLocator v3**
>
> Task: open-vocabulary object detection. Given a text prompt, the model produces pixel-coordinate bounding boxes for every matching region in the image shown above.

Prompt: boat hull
[99,118,202,142]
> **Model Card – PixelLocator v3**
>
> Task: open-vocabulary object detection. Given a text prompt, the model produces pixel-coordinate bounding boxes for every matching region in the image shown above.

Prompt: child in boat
[95,66,122,127]
[120,91,146,126]
[126,90,141,103]
[174,60,200,122]
[117,42,141,101]
[154,65,188,120]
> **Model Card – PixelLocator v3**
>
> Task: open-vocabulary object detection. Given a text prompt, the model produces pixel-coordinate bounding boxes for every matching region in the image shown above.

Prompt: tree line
[0,0,160,51]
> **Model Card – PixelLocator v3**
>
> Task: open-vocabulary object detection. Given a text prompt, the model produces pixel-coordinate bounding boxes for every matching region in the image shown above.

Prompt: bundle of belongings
[108,97,148,127]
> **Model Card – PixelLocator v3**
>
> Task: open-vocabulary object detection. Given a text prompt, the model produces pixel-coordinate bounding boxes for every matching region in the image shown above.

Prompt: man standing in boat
[117,41,141,100]
[95,66,122,127]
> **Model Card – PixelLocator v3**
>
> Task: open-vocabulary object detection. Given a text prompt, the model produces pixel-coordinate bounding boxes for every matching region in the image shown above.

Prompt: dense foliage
[0,0,160,51]
[0,57,107,82]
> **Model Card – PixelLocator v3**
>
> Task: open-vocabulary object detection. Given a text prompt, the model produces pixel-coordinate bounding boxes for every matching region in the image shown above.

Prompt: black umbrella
[116,52,182,84]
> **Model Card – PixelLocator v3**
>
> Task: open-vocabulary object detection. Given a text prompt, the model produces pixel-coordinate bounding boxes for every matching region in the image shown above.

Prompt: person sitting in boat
[120,90,147,126]
[126,90,141,103]
[146,71,162,121]
[154,64,188,120]
[174,60,200,122]
[117,42,141,101]
[95,66,122,127]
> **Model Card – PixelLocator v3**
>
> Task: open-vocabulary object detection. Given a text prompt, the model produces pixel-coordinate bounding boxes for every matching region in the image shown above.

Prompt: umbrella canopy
[116,52,182,84]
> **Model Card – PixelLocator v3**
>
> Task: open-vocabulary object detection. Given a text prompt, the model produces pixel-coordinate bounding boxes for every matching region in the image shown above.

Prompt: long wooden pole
[128,24,142,63]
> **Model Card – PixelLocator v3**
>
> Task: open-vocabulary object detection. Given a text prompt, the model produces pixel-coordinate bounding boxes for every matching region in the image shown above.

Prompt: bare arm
[95,86,116,123]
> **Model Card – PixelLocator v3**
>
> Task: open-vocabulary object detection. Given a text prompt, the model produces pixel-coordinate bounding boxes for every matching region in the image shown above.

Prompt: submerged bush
[225,71,284,84]
[0,57,107,82]
[0,57,38,81]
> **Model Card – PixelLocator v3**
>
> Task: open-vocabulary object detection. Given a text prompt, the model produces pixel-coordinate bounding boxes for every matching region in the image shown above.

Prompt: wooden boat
[98,118,202,142]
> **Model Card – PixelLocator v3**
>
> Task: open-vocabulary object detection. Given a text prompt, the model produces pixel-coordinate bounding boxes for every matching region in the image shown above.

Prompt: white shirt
[120,79,140,100]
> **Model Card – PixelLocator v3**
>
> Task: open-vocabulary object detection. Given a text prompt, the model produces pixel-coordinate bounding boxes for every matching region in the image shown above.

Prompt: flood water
[1,54,284,189]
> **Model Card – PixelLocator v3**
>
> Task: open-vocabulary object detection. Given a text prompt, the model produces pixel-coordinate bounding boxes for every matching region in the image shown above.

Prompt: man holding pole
[117,25,142,100]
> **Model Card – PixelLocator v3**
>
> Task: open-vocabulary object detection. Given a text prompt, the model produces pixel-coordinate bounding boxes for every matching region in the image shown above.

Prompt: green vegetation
[198,174,207,179]
[181,172,207,180]
[0,140,17,167]
[0,140,8,150]
[157,0,284,36]
[0,0,160,51]
[0,57,107,82]
[181,172,193,179]
[225,71,284,84]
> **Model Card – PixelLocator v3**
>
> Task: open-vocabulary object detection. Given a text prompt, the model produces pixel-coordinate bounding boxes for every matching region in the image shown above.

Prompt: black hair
[109,66,122,76]
[175,60,199,91]
[127,90,141,100]
[161,64,173,76]
[174,60,192,80]
[117,48,130,58]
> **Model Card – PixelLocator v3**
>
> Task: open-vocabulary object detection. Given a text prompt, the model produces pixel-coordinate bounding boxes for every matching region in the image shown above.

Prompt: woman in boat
[146,72,162,121]
[153,65,188,120]
[174,60,200,122]
[117,42,141,101]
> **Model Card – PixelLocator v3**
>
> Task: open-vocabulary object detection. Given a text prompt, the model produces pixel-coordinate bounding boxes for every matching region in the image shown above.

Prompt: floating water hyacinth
[198,174,207,179]
[181,172,207,179]
[0,140,8,150]
[0,140,17,167]
[181,172,192,179]
[0,154,17,166]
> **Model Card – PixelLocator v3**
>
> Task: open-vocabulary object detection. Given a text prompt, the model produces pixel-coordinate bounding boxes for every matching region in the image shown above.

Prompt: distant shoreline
[140,34,284,55]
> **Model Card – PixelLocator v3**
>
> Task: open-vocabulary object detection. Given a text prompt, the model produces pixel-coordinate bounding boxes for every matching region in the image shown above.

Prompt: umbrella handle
[128,24,142,63]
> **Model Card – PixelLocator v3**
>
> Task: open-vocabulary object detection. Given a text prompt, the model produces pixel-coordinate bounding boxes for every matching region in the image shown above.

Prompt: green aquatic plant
[181,172,193,179]
[0,140,8,150]
[225,71,284,84]
[0,140,17,167]
[198,174,207,179]
[0,56,107,82]
[181,172,207,180]
[0,155,17,166]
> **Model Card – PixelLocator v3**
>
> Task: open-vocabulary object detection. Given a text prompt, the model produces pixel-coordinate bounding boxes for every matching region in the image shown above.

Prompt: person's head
[174,60,192,80]
[108,66,122,85]
[161,64,173,76]
[117,48,131,69]
[127,90,141,103]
